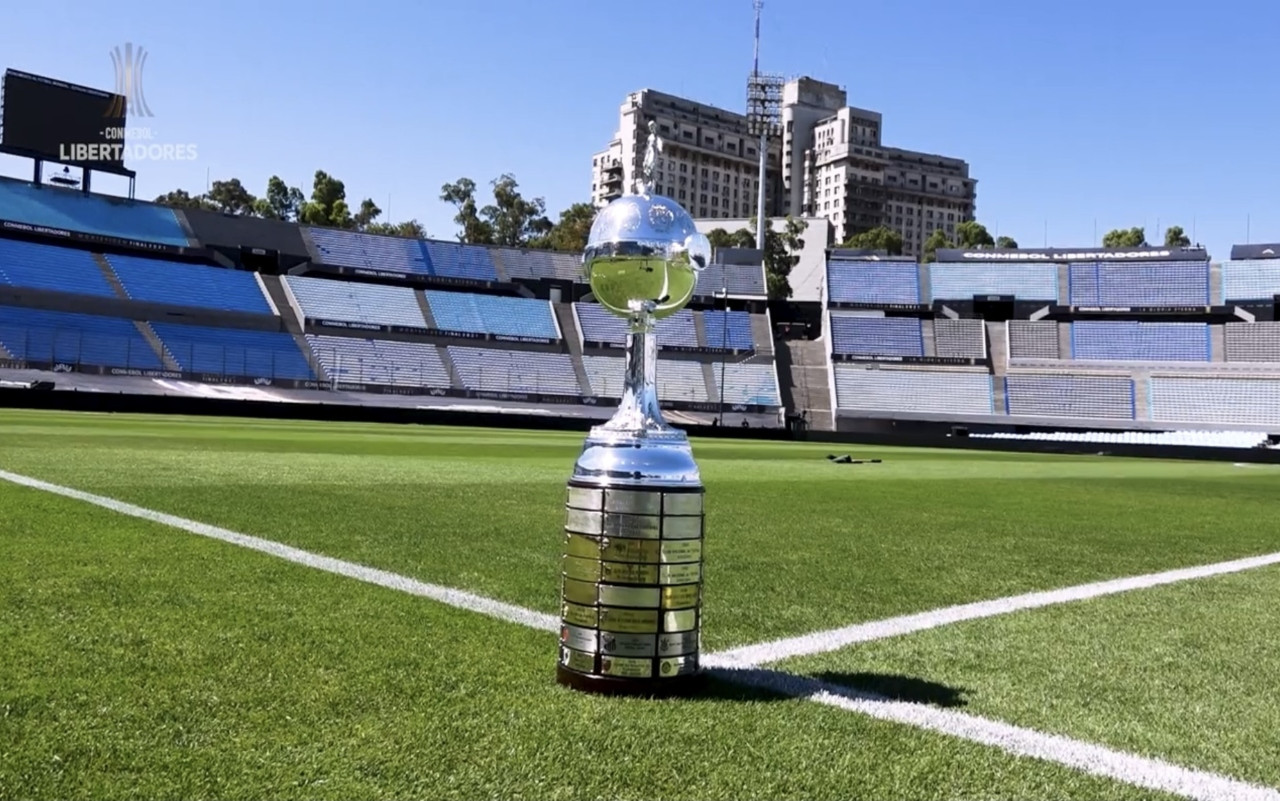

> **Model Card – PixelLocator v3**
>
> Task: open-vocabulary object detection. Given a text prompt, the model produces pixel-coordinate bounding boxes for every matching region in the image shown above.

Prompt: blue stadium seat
[1222,260,1280,302]
[0,238,116,297]
[286,276,426,328]
[306,334,450,387]
[711,362,782,406]
[308,228,432,274]
[425,291,558,339]
[0,179,188,246]
[0,305,161,369]
[702,310,754,350]
[1071,321,1209,361]
[152,323,313,380]
[1004,374,1135,419]
[1068,262,1208,306]
[107,254,273,313]
[827,259,920,305]
[448,347,580,394]
[834,366,993,414]
[830,315,924,357]
[1151,376,1280,426]
[694,263,769,297]
[576,303,698,349]
[424,242,498,281]
[929,263,1057,301]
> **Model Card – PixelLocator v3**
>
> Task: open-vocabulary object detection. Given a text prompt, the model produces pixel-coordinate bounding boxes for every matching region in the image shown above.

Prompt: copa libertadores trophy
[556,121,712,695]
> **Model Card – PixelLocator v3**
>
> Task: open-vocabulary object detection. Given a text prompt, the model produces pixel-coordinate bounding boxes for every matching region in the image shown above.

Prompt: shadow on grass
[691,666,968,709]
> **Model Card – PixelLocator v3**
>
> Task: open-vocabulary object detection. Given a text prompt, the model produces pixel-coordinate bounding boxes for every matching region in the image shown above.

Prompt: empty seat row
[107,253,272,313]
[287,276,426,329]
[424,241,498,281]
[0,179,189,247]
[693,263,768,297]
[934,318,985,359]
[0,305,161,369]
[447,347,580,395]
[151,323,314,380]
[575,303,699,349]
[830,315,923,357]
[583,355,708,402]
[1222,259,1280,302]
[1151,376,1280,426]
[702,310,754,351]
[0,237,116,298]
[308,227,431,274]
[1004,374,1134,419]
[1224,322,1280,362]
[426,291,558,339]
[834,366,993,414]
[1008,320,1060,360]
[306,334,450,387]
[1068,261,1208,306]
[827,260,920,306]
[494,248,580,281]
[1071,321,1208,362]
[929,263,1058,301]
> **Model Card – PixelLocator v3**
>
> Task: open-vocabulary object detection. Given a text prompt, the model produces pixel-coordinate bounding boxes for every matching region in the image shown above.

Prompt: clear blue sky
[1,0,1277,260]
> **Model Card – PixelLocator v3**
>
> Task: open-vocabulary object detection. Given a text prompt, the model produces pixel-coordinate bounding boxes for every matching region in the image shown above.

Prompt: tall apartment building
[590,89,783,221]
[593,78,976,259]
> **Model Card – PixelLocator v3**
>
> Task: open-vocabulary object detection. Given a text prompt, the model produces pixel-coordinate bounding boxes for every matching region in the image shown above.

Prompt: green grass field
[2,408,1278,800]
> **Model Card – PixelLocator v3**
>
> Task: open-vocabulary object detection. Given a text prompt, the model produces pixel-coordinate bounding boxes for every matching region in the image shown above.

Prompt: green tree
[749,215,806,300]
[440,177,494,244]
[352,198,383,231]
[1164,225,1191,247]
[533,202,597,252]
[255,175,305,221]
[1102,227,1147,248]
[365,219,428,239]
[706,228,737,250]
[204,178,257,216]
[299,170,356,228]
[923,229,953,263]
[483,174,552,247]
[955,221,995,249]
[841,225,903,256]
[995,235,1019,249]
[153,188,216,211]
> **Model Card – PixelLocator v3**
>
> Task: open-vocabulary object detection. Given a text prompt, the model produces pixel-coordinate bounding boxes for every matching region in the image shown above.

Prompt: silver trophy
[556,121,711,695]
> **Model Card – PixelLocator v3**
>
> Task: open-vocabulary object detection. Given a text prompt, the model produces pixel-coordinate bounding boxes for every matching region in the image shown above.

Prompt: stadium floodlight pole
[746,1,784,253]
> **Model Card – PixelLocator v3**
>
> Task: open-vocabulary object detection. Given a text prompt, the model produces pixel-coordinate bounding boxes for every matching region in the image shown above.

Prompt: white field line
[5,468,1279,801]
[714,667,1280,801]
[0,469,559,634]
[706,550,1280,669]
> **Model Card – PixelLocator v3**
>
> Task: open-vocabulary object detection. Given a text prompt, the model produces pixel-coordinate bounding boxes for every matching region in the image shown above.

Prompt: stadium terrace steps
[700,362,718,403]
[920,319,937,357]
[692,310,709,349]
[781,338,833,429]
[985,321,1009,377]
[748,311,774,358]
[1133,372,1151,420]
[92,253,130,299]
[133,321,180,371]
[0,179,189,247]
[437,345,464,390]
[415,292,439,329]
[258,275,305,335]
[551,303,592,395]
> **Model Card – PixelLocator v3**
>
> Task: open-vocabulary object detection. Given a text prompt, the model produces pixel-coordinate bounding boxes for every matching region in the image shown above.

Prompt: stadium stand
[1221,259,1280,302]
[702,310,754,351]
[286,276,426,329]
[1150,376,1280,427]
[929,263,1058,301]
[712,362,782,406]
[583,355,708,402]
[424,241,498,281]
[1067,261,1208,306]
[834,366,993,414]
[495,247,581,281]
[933,318,986,359]
[1071,321,1209,362]
[827,259,920,305]
[425,291,558,339]
[576,303,699,349]
[1004,374,1135,419]
[306,335,450,387]
[308,228,431,274]
[830,315,924,357]
[107,254,273,313]
[0,179,189,247]
[0,238,116,298]
[448,347,580,394]
[1008,320,1060,360]
[0,306,162,369]
[695,262,768,297]
[152,323,313,380]
[1224,322,1280,363]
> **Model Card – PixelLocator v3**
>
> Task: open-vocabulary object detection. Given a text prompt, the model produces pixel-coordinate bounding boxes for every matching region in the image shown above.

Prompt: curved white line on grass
[714,668,1280,801]
[706,551,1280,668]
[6,468,1279,800]
[0,468,559,634]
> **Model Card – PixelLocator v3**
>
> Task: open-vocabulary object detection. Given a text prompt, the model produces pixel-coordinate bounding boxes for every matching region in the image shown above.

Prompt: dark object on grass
[827,455,883,465]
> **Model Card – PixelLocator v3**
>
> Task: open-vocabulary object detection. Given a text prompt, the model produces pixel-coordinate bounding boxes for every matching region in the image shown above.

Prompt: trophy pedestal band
[556,480,705,695]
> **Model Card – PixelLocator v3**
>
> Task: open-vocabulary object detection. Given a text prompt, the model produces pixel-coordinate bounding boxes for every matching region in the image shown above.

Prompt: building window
[700,194,707,203]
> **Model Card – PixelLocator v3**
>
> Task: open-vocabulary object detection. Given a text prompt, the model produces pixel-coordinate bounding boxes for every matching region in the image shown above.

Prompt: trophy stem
[607,305,668,435]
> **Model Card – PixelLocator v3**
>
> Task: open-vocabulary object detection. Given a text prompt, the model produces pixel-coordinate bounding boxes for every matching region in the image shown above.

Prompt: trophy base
[556,664,705,698]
